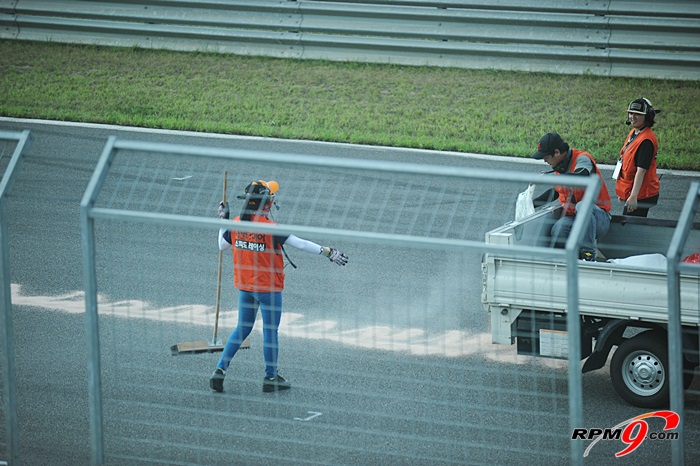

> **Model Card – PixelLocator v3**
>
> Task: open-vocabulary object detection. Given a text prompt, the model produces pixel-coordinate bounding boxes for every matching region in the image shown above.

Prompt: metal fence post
[80,136,118,466]
[564,174,599,466]
[0,130,31,466]
[0,175,19,466]
[666,181,700,466]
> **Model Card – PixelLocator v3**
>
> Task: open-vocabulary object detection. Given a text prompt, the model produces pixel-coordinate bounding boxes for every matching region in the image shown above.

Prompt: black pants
[622,194,659,217]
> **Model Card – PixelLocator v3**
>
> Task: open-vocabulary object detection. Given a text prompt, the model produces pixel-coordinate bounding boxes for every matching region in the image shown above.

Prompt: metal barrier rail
[0,129,32,466]
[1,0,699,79]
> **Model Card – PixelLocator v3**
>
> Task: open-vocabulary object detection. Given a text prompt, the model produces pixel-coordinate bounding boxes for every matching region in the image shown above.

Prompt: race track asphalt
[1,118,698,466]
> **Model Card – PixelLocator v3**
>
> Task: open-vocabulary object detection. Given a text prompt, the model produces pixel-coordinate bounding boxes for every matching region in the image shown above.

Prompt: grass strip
[1,40,699,170]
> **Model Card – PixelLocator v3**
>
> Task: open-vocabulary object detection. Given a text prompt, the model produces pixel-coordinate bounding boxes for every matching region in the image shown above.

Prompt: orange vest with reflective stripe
[232,215,285,292]
[615,128,659,201]
[555,150,612,216]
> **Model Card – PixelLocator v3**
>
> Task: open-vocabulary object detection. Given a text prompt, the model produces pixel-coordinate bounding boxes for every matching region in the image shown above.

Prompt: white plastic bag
[515,184,536,221]
[607,253,667,270]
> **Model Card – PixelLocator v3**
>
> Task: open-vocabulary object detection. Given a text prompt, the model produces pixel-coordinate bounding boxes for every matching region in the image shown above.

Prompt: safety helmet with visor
[238,180,279,220]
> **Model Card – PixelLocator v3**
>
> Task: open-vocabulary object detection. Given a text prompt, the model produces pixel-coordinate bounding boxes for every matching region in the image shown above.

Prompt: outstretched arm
[284,235,348,265]
[284,235,323,254]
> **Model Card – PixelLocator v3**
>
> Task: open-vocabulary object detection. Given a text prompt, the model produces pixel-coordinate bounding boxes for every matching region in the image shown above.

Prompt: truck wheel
[610,331,668,408]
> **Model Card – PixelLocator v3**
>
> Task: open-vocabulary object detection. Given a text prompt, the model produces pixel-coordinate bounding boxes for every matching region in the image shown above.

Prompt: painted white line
[0,116,515,161]
[294,411,322,421]
[0,117,536,163]
[9,283,567,367]
[10,283,567,368]
[172,175,193,180]
[7,116,697,176]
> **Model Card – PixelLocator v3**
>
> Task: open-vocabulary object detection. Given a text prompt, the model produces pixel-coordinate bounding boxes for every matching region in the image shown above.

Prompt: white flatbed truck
[482,204,700,408]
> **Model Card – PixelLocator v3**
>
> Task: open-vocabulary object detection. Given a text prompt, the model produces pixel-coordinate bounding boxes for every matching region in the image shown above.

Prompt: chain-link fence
[78,137,603,465]
[1,132,695,465]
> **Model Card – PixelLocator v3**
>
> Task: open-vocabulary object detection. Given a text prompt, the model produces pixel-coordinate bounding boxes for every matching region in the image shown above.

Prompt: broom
[171,171,251,355]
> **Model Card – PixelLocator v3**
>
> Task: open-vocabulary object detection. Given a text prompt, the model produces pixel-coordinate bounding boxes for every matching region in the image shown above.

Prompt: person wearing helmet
[210,180,348,393]
[531,132,612,261]
[614,98,661,217]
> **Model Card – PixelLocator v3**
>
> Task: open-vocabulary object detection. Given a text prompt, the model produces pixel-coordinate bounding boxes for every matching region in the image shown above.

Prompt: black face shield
[238,180,274,220]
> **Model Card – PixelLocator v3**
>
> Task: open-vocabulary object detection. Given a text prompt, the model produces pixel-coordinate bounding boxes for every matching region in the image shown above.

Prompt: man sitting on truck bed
[531,132,612,261]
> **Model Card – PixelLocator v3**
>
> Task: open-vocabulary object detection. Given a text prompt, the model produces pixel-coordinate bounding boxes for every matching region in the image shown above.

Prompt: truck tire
[610,331,668,408]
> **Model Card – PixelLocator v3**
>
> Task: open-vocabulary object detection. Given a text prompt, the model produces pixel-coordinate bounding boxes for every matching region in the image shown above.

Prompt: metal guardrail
[0,0,698,79]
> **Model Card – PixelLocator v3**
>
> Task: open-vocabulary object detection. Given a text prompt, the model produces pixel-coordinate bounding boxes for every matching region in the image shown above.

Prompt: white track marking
[294,412,322,421]
[9,283,566,366]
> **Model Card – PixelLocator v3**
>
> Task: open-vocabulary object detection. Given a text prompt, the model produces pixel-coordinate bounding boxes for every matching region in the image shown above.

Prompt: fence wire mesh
[76,140,700,464]
[0,131,694,465]
[82,141,583,465]
[0,139,17,174]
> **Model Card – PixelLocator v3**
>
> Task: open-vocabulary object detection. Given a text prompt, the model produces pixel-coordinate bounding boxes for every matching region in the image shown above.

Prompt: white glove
[218,201,229,219]
[324,247,348,266]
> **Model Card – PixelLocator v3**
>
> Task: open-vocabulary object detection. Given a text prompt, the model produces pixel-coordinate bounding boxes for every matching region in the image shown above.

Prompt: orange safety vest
[231,215,285,292]
[615,128,659,201]
[555,149,612,216]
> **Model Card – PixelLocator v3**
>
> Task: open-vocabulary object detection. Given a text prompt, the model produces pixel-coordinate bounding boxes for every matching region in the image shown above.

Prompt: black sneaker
[262,374,291,393]
[579,250,596,262]
[210,368,225,392]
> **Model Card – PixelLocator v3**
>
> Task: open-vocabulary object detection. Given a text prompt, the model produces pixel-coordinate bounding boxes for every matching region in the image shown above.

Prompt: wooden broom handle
[213,171,227,343]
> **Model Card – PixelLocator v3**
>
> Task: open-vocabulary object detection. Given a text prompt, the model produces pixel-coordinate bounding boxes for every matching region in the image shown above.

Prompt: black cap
[627,98,651,115]
[532,132,565,159]
[627,97,660,116]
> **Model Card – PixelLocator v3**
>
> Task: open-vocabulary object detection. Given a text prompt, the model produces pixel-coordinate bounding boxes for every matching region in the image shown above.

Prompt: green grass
[1,39,699,170]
